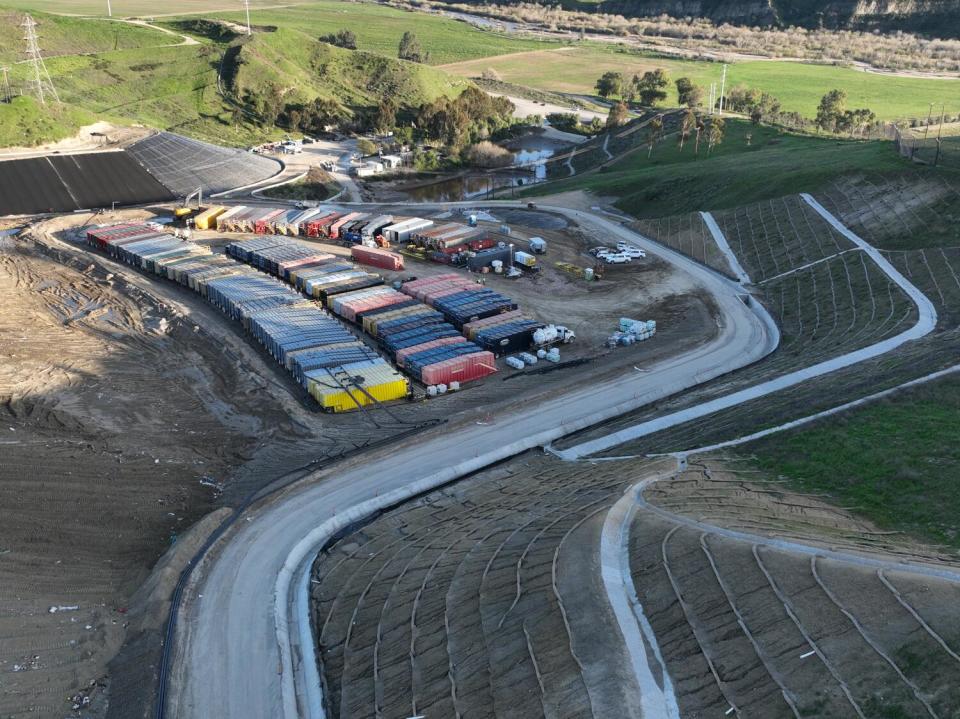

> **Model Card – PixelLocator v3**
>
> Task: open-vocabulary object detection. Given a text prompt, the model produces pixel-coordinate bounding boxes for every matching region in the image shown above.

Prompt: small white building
[354,161,385,178]
[380,154,404,169]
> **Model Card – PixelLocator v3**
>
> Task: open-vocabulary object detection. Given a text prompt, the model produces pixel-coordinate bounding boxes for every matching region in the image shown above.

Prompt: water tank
[427,385,438,396]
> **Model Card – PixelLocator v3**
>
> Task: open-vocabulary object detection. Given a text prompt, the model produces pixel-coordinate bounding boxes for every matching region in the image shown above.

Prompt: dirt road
[168,202,776,719]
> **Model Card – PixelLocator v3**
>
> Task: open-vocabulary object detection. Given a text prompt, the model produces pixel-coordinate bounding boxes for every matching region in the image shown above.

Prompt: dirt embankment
[0,228,306,718]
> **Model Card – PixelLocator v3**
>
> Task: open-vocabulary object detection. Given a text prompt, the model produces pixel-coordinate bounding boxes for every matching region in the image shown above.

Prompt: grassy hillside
[0,96,98,148]
[744,375,960,550]
[0,0,291,13]
[0,7,175,65]
[2,22,472,147]
[442,45,960,122]
[532,119,907,216]
[231,26,470,112]
[188,0,561,65]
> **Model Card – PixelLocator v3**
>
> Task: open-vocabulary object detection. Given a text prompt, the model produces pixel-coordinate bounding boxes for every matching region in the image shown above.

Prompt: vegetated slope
[229,27,470,115]
[744,375,960,550]
[2,23,471,148]
[434,0,960,38]
[532,119,905,217]
[189,0,560,65]
[0,7,172,65]
[0,95,97,149]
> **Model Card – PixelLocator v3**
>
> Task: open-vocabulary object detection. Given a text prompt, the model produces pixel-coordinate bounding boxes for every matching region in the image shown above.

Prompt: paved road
[168,203,776,719]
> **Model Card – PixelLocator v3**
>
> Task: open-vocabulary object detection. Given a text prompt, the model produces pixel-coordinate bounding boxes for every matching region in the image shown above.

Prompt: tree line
[594,68,878,137]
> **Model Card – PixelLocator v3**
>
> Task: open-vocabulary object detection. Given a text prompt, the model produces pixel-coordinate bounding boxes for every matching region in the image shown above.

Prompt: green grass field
[744,375,960,550]
[531,118,907,217]
[0,7,173,64]
[0,0,291,14]
[186,1,561,65]
[442,45,959,121]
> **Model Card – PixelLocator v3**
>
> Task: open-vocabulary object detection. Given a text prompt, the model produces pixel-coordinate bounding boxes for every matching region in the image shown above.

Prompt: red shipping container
[421,351,497,385]
[423,284,472,306]
[402,273,460,291]
[440,244,469,256]
[415,278,474,301]
[340,291,407,322]
[254,209,285,234]
[395,336,467,367]
[351,245,404,271]
[469,237,497,251]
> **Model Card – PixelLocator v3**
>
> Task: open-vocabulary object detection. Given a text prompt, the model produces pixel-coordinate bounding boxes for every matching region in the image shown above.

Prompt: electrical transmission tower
[21,15,59,104]
[0,67,11,104]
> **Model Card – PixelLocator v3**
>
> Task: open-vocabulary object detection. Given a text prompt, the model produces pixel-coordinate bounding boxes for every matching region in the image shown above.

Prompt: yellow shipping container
[308,365,409,412]
[194,206,228,230]
[364,304,423,335]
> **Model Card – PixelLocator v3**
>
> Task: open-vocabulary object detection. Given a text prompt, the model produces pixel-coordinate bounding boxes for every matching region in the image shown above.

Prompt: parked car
[589,246,613,257]
[602,254,631,264]
[621,247,646,258]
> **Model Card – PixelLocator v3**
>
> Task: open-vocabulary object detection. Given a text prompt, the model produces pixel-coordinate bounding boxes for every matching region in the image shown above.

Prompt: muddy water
[406,134,567,203]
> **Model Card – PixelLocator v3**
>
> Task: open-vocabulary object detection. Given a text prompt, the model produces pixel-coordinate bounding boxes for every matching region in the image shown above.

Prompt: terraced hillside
[634,211,736,279]
[311,450,960,718]
[311,456,629,719]
[631,461,960,719]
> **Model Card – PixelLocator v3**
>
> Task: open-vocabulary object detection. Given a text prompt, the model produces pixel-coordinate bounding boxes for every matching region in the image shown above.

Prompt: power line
[21,15,59,105]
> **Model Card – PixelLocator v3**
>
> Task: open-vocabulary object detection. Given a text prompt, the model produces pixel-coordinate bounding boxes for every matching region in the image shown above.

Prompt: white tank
[449,381,460,391]
[537,349,547,359]
[533,325,558,346]
[427,385,438,396]
[437,383,448,394]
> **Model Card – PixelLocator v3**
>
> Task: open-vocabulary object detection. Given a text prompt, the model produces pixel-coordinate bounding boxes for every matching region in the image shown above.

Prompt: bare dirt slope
[0,232,297,717]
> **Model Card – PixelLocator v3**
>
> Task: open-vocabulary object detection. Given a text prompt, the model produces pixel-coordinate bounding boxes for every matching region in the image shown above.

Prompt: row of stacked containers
[208,205,434,246]
[85,223,409,412]
[226,237,529,386]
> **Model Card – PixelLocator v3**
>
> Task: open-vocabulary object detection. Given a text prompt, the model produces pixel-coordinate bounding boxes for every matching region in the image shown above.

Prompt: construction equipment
[173,187,204,224]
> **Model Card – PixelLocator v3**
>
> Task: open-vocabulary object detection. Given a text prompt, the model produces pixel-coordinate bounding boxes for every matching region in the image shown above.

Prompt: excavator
[173,186,204,226]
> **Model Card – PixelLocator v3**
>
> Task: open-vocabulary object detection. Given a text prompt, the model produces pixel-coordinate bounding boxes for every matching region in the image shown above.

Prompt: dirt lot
[0,230,309,717]
[0,202,714,718]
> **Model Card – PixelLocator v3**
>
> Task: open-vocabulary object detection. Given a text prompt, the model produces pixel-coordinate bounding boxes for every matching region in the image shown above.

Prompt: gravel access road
[167,202,777,719]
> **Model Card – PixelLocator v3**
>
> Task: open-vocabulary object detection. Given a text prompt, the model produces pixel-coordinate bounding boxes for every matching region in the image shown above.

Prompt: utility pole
[106,0,112,17]
[708,82,715,116]
[934,104,945,166]
[243,0,252,36]
[21,15,59,105]
[923,102,933,140]
[718,64,728,116]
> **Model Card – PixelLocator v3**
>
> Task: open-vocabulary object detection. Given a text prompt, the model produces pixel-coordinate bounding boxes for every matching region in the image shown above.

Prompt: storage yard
[0,199,718,716]
[71,200,700,416]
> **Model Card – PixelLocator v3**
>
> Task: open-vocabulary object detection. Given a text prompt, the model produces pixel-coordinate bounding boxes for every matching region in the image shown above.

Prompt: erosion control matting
[0,152,173,216]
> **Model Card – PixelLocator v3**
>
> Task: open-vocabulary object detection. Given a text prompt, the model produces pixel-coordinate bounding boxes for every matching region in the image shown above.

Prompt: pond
[404,133,568,203]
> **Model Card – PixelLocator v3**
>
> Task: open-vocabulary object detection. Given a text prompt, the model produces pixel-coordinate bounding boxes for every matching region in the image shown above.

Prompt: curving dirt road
[167,202,776,719]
